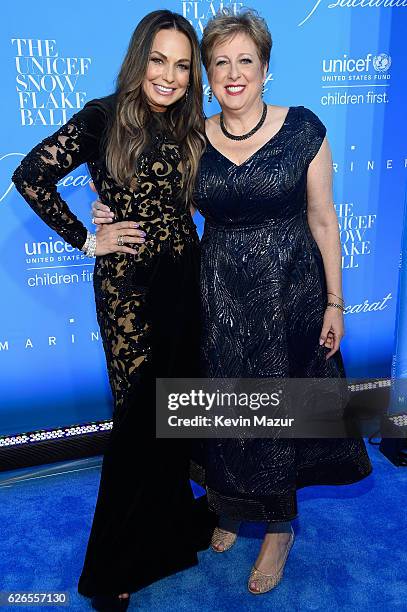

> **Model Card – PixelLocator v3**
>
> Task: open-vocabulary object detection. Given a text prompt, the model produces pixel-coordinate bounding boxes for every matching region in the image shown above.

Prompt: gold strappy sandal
[210,527,238,553]
[248,528,295,594]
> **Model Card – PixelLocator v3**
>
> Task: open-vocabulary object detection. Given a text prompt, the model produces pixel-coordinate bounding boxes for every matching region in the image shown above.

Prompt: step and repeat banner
[1,1,406,435]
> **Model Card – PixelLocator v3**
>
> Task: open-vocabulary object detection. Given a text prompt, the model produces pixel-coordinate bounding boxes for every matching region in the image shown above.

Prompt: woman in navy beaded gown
[193,10,372,594]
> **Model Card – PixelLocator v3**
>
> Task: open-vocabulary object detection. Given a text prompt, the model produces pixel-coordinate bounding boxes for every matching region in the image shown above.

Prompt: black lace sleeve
[12,99,109,250]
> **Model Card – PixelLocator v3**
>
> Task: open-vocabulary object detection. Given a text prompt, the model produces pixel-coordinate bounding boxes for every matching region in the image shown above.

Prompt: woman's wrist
[81,230,97,258]
[327,291,344,303]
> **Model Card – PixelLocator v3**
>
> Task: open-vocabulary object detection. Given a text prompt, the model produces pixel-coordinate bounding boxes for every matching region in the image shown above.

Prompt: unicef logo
[373,54,392,73]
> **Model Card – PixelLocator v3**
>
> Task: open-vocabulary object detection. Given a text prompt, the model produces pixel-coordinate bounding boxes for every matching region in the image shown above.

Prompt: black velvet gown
[193,106,373,521]
[12,94,215,597]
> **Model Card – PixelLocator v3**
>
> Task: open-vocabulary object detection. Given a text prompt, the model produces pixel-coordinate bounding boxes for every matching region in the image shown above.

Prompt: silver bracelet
[81,233,89,252]
[82,231,97,258]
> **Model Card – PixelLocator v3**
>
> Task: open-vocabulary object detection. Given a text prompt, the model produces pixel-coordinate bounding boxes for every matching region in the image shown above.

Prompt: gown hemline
[190,458,373,522]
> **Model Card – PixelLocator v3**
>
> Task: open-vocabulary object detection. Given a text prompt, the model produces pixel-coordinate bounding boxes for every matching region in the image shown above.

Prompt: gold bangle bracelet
[327,302,345,312]
[327,292,344,303]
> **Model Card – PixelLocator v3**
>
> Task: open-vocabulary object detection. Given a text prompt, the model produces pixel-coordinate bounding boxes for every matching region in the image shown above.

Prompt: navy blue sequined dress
[193,106,372,521]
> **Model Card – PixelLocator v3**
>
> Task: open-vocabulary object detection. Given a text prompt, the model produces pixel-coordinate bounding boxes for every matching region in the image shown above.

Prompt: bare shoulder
[266,104,290,120]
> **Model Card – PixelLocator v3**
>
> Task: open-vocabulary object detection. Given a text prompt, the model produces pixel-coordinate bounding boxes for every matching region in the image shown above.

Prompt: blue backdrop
[1,1,407,436]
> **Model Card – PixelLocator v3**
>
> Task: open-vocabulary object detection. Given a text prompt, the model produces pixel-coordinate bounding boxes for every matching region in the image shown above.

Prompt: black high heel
[91,594,130,611]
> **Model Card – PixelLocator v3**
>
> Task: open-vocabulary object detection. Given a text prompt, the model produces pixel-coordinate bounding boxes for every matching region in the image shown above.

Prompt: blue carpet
[0,443,406,612]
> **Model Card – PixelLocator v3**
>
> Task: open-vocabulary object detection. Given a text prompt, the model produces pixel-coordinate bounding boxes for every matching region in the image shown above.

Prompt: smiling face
[142,28,192,112]
[208,32,267,112]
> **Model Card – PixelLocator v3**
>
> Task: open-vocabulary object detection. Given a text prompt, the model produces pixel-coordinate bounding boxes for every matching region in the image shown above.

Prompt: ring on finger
[91,216,96,224]
[117,234,124,246]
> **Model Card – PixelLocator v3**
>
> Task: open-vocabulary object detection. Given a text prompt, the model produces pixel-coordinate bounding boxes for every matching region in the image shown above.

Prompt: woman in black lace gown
[197,10,373,594]
[12,11,215,611]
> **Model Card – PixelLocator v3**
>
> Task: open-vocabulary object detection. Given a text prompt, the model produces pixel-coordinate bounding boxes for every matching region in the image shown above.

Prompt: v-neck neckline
[205,106,293,168]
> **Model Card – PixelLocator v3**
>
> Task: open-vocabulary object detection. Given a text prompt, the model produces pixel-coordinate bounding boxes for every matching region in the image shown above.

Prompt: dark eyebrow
[150,50,191,63]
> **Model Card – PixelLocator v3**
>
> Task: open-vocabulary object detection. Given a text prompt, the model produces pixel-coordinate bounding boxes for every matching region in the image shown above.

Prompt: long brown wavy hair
[106,10,205,206]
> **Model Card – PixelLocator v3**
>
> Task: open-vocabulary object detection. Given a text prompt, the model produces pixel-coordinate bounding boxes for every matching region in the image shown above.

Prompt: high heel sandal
[91,594,130,611]
[248,527,295,594]
[210,526,238,553]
